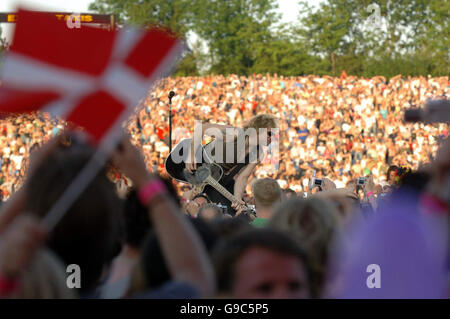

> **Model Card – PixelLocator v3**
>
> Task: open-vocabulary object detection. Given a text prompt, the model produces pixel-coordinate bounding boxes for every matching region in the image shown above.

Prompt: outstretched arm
[0,136,63,296]
[364,176,378,212]
[186,122,240,173]
[112,136,215,297]
[232,163,257,211]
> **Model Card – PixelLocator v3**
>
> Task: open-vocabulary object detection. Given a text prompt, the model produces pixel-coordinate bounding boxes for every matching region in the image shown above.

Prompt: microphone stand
[168,91,175,153]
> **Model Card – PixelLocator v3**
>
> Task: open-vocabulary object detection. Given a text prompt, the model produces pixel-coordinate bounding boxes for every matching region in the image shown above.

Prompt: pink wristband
[367,191,374,197]
[0,274,20,296]
[138,179,167,206]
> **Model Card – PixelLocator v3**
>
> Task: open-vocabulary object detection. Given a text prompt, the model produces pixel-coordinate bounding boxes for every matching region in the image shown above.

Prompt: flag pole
[42,145,109,230]
[42,100,139,230]
[168,91,175,153]
[41,109,133,231]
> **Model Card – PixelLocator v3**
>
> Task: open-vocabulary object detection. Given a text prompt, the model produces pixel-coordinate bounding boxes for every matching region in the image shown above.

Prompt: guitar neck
[205,176,244,206]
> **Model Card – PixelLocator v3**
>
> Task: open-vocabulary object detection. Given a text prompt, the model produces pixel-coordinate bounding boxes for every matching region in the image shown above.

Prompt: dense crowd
[0,113,65,199]
[0,73,448,299]
[1,75,449,199]
[128,74,449,193]
[0,130,448,299]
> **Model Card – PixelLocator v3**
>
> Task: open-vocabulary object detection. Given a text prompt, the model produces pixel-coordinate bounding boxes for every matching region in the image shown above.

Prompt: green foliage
[88,0,449,78]
[89,0,193,35]
[296,0,362,76]
[191,0,283,75]
[89,0,200,73]
[0,26,6,59]
[173,51,199,76]
[296,0,449,78]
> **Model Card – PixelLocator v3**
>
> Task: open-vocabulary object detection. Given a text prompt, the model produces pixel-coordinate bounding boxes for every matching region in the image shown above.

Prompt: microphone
[168,91,175,153]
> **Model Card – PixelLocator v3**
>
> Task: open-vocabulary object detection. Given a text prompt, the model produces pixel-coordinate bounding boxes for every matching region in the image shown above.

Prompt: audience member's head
[213,228,313,298]
[10,249,77,299]
[244,114,279,131]
[387,165,399,185]
[252,178,282,219]
[192,193,211,207]
[197,203,223,221]
[128,218,219,295]
[314,189,360,225]
[283,188,297,199]
[268,197,339,296]
[209,217,253,240]
[25,142,122,294]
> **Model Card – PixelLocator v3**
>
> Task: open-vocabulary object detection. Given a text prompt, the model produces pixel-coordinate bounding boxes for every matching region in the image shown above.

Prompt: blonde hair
[10,249,77,299]
[268,197,339,296]
[243,114,278,131]
[313,189,359,225]
[252,178,282,208]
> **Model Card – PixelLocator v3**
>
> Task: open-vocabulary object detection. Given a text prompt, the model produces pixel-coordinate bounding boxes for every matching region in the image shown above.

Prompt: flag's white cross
[0,24,185,230]
[1,29,183,122]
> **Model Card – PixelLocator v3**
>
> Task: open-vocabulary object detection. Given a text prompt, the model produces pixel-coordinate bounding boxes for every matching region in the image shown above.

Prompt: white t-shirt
[335,180,345,188]
[342,123,350,133]
[297,115,305,125]
[277,180,287,189]
[155,141,169,154]
[302,178,309,188]
[10,154,23,169]
[201,105,211,114]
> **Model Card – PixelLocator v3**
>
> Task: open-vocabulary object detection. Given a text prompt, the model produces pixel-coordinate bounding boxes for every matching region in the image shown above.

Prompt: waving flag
[0,9,184,144]
[0,9,184,230]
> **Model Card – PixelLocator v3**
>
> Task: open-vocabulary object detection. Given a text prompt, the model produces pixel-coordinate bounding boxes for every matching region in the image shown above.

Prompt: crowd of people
[0,75,450,298]
[0,74,448,199]
[0,74,448,299]
[1,0,450,300]
[0,113,65,200]
[0,128,448,299]
[128,74,449,194]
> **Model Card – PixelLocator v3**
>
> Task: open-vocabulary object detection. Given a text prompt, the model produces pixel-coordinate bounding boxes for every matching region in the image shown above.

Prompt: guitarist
[185,114,278,215]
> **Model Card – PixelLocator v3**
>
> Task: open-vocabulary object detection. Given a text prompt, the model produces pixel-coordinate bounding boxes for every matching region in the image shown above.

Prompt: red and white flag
[0,9,184,229]
[0,9,184,146]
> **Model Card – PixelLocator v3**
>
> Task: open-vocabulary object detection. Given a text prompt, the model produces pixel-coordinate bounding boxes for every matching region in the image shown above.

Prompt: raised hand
[185,141,198,174]
[0,214,47,279]
[111,135,153,190]
[232,200,247,215]
[364,175,375,194]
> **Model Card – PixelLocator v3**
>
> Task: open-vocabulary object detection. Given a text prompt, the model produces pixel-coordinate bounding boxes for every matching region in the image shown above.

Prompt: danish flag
[0,9,184,145]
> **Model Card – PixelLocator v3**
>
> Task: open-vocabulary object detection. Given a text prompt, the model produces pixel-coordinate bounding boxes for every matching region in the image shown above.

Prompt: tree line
[1,0,449,78]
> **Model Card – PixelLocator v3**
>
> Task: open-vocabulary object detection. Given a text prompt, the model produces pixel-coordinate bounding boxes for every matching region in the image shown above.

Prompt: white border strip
[1,52,95,94]
[42,38,186,230]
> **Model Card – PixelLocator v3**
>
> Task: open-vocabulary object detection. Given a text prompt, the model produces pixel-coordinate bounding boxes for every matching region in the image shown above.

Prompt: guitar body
[165,138,239,215]
[165,138,223,184]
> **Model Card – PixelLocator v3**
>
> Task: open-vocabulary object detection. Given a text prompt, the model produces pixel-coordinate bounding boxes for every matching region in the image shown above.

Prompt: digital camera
[357,177,366,186]
[313,178,323,187]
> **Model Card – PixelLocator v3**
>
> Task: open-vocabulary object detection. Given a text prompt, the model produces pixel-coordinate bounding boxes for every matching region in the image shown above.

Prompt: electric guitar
[165,139,252,215]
